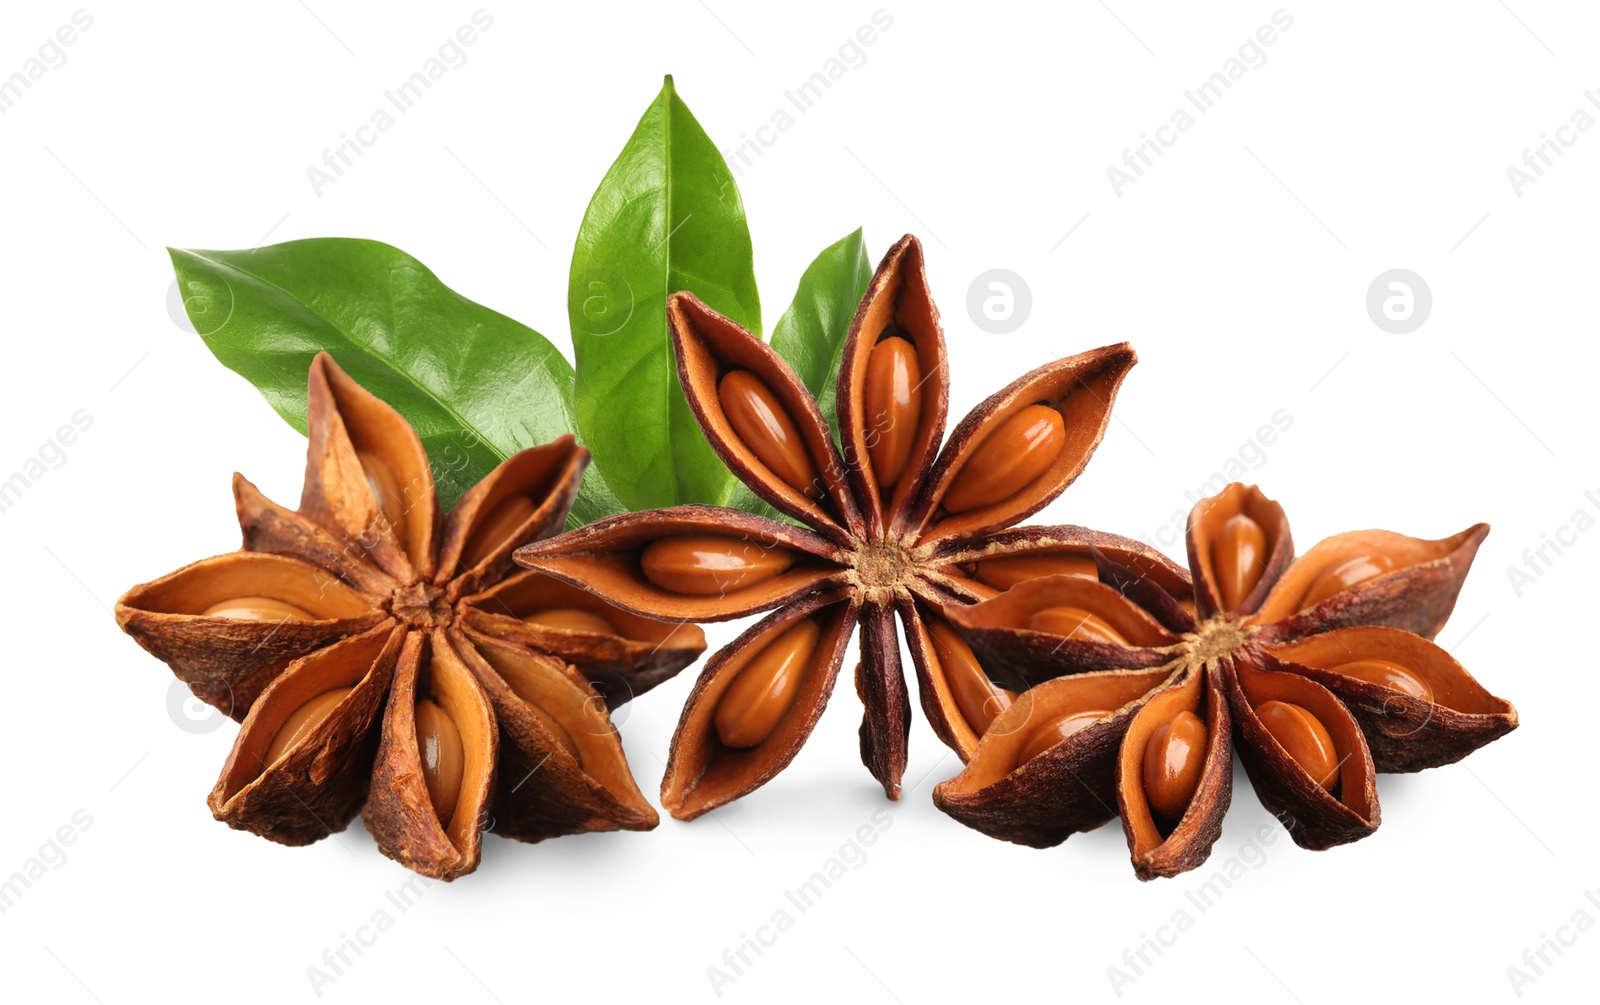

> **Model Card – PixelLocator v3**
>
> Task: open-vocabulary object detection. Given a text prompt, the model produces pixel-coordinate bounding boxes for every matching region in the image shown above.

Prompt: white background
[1,2,1593,1002]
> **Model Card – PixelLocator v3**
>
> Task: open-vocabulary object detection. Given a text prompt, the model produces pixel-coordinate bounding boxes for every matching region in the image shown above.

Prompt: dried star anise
[933,482,1518,879]
[115,353,704,878]
[514,234,1174,819]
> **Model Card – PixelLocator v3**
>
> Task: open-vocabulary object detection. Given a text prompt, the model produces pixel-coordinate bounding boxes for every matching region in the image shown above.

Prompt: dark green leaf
[769,228,872,444]
[569,75,761,511]
[169,239,623,527]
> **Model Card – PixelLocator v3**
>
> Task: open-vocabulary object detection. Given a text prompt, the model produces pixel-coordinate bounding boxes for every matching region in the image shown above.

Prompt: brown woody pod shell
[940,574,1179,686]
[234,474,398,596]
[460,570,706,707]
[1264,626,1517,772]
[661,593,857,820]
[668,292,860,540]
[1226,655,1379,850]
[456,629,658,840]
[1254,524,1490,641]
[437,436,588,590]
[836,234,949,536]
[1186,482,1292,619]
[365,631,497,880]
[209,623,403,844]
[300,353,438,582]
[933,666,1173,847]
[515,506,843,622]
[1115,664,1233,880]
[912,345,1137,546]
[116,552,384,718]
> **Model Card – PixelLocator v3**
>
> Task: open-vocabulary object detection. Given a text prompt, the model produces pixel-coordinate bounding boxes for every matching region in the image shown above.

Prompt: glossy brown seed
[719,370,821,498]
[864,336,923,489]
[971,554,1097,591]
[1256,700,1339,791]
[926,619,1013,734]
[1014,708,1111,769]
[357,450,407,530]
[202,596,315,621]
[1025,606,1128,646]
[1301,554,1397,610]
[1332,659,1433,702]
[942,404,1066,514]
[415,698,464,825]
[1213,513,1267,611]
[263,687,354,767]
[1141,710,1208,821]
[459,495,537,569]
[714,619,822,749]
[523,608,616,635]
[639,536,795,596]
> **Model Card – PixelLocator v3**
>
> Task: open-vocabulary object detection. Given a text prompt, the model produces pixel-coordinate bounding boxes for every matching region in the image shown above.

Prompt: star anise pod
[933,482,1518,879]
[514,235,1177,819]
[115,353,704,878]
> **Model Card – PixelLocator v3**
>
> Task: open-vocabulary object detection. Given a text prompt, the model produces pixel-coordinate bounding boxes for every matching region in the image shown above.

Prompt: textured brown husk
[1116,664,1233,880]
[661,591,858,820]
[210,623,402,843]
[454,629,658,840]
[116,552,385,718]
[933,666,1174,847]
[459,570,705,707]
[1263,627,1517,772]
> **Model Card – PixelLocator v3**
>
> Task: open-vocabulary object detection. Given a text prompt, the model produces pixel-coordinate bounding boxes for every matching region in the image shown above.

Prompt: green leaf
[169,238,624,527]
[769,228,872,444]
[569,75,761,511]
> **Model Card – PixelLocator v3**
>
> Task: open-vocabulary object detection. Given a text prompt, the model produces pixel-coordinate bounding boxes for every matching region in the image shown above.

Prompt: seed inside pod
[264,687,354,767]
[1300,554,1397,611]
[1213,513,1267,611]
[926,620,1013,734]
[1142,710,1208,821]
[522,608,616,635]
[415,698,464,825]
[459,494,538,569]
[942,404,1066,514]
[1014,708,1111,768]
[714,618,822,748]
[639,536,795,596]
[1331,659,1433,702]
[202,596,316,621]
[1025,606,1128,646]
[357,450,407,530]
[719,370,821,498]
[971,554,1097,590]
[1255,700,1339,791]
[863,336,922,489]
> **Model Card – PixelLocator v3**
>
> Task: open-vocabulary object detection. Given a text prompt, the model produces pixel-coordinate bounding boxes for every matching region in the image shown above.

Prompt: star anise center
[848,538,919,597]
[390,581,451,628]
[1183,615,1254,665]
